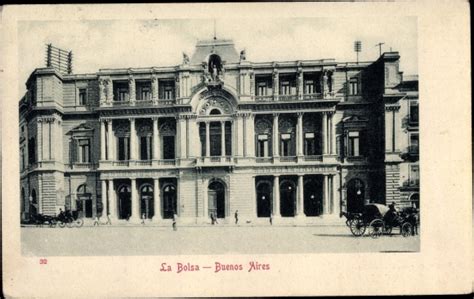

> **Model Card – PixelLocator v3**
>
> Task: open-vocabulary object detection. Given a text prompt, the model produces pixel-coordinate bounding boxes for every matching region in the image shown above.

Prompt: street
[21,224,419,256]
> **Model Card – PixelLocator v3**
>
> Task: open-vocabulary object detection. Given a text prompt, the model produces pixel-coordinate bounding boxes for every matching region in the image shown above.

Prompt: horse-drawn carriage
[342,203,416,238]
[30,210,84,228]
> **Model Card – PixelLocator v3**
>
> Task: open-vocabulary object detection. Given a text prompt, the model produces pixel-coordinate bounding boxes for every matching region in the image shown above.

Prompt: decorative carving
[240,49,246,61]
[255,118,272,134]
[159,120,176,135]
[198,96,233,115]
[115,122,130,136]
[279,117,295,133]
[137,124,152,136]
[182,53,190,65]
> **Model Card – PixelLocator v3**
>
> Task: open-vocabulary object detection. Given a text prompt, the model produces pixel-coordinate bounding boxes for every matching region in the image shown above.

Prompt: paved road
[21,225,419,256]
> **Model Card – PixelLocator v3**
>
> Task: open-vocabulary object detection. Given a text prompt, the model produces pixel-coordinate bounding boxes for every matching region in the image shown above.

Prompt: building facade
[19,39,419,224]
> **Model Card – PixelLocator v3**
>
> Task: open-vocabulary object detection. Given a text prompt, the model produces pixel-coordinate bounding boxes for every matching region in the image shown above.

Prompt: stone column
[273,113,280,158]
[393,109,399,152]
[385,108,393,152]
[297,113,304,156]
[235,114,244,157]
[152,117,159,160]
[101,180,108,218]
[221,121,226,156]
[273,176,280,217]
[323,175,329,214]
[153,178,161,220]
[37,119,43,162]
[106,79,113,103]
[272,70,279,100]
[322,70,328,98]
[331,113,337,155]
[107,120,114,161]
[297,175,304,217]
[151,75,158,104]
[128,76,136,104]
[100,120,106,161]
[331,175,338,215]
[108,180,117,220]
[179,116,187,159]
[205,122,210,157]
[131,178,139,222]
[297,69,303,100]
[246,114,255,158]
[130,118,137,160]
[322,113,328,155]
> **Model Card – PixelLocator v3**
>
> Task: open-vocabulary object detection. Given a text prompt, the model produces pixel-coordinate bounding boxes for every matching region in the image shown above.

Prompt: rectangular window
[409,133,419,154]
[304,80,315,94]
[140,87,151,101]
[348,131,360,157]
[410,165,420,185]
[159,81,175,100]
[28,138,36,164]
[78,89,87,105]
[77,139,90,163]
[118,137,130,161]
[349,79,359,95]
[140,136,152,160]
[304,132,315,155]
[257,83,267,96]
[116,88,129,102]
[162,136,175,159]
[409,101,419,124]
[20,148,25,171]
[280,133,291,156]
[280,81,291,95]
[257,134,269,157]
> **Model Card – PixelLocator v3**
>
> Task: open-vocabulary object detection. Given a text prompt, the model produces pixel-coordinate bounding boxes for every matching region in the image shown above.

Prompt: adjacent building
[19,38,419,224]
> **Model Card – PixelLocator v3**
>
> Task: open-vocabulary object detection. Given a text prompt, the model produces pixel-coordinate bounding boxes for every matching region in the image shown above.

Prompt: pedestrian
[270,213,273,225]
[93,216,99,226]
[141,213,146,225]
[211,213,215,225]
[105,214,111,225]
[234,210,239,225]
[214,212,219,224]
[172,213,177,231]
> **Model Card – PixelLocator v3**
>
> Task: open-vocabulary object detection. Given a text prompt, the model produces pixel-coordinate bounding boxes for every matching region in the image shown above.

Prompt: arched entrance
[208,180,226,219]
[117,184,131,220]
[256,181,272,217]
[162,184,177,219]
[304,177,323,216]
[30,189,38,217]
[280,180,296,217]
[347,179,365,213]
[410,193,420,209]
[77,184,93,218]
[140,184,154,219]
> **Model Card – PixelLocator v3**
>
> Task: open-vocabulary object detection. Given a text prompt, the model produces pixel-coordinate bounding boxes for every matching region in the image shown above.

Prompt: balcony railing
[136,160,152,166]
[279,156,297,162]
[255,157,273,163]
[135,100,154,106]
[302,155,323,162]
[255,95,274,102]
[112,100,130,106]
[277,94,298,102]
[158,99,175,105]
[71,162,95,169]
[403,179,420,187]
[303,93,323,101]
[408,145,419,154]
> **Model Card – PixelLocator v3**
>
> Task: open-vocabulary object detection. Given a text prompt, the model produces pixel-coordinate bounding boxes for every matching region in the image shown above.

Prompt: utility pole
[375,42,385,56]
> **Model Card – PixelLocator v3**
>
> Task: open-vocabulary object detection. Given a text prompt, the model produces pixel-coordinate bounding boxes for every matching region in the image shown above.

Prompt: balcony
[277,95,298,102]
[255,157,273,163]
[254,93,333,102]
[70,162,95,170]
[402,179,419,189]
[255,95,274,102]
[303,93,323,101]
[157,99,175,106]
[302,155,323,162]
[135,100,154,106]
[401,145,419,161]
[196,156,234,166]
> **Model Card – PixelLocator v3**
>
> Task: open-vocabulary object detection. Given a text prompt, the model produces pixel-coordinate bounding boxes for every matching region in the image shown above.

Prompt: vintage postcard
[1,2,471,297]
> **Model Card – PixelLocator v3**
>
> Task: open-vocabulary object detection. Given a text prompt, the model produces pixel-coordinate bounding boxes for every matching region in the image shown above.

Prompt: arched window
[255,118,273,157]
[208,54,222,75]
[210,108,221,115]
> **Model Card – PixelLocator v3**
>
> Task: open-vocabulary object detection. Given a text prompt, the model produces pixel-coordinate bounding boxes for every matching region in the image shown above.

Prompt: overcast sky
[17,17,417,95]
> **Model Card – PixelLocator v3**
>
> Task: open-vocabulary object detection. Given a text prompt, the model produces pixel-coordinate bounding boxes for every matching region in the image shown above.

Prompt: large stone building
[19,38,419,224]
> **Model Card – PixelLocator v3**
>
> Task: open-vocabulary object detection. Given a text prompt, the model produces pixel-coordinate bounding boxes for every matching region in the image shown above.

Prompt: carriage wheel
[66,221,73,228]
[74,218,84,228]
[384,225,393,235]
[58,221,66,228]
[401,223,412,237]
[368,219,384,238]
[49,221,56,228]
[349,218,366,236]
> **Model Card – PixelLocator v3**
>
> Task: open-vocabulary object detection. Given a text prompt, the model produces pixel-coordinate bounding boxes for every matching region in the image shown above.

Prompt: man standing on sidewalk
[234,210,239,225]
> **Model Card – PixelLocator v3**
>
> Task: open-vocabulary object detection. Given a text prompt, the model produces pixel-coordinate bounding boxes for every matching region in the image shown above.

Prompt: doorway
[280,180,296,217]
[256,181,272,217]
[347,179,365,213]
[117,184,132,219]
[208,180,226,218]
